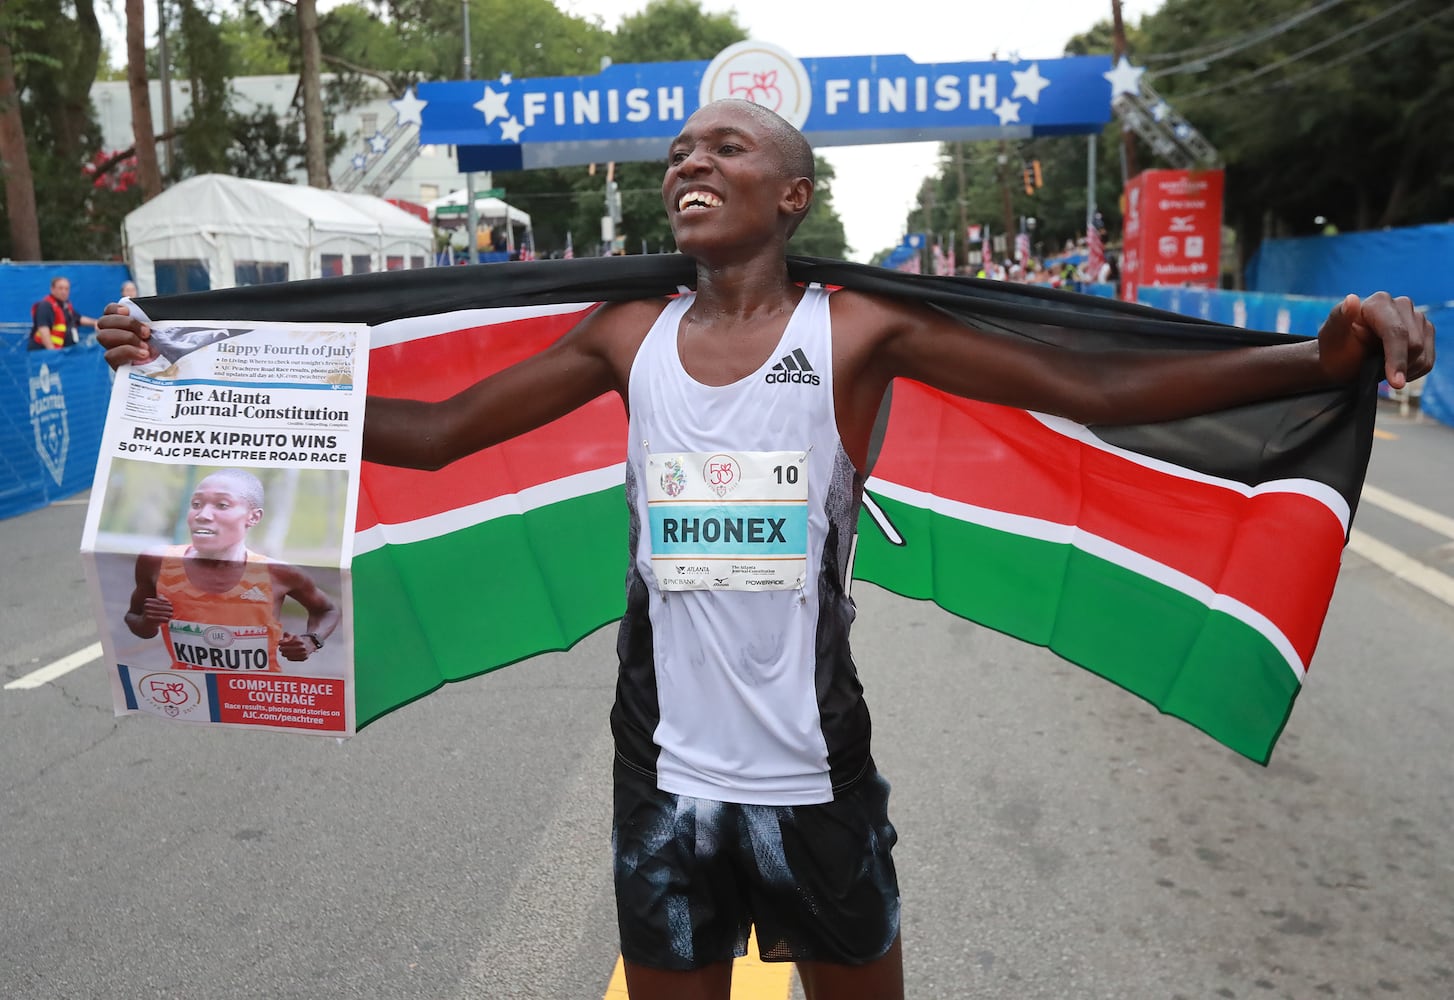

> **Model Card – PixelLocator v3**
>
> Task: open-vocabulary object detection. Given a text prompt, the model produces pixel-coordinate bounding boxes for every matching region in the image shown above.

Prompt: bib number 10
[772,465,799,485]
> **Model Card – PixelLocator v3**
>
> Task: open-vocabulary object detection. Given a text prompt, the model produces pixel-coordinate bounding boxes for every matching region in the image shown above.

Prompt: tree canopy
[897,0,1454,273]
[0,0,848,260]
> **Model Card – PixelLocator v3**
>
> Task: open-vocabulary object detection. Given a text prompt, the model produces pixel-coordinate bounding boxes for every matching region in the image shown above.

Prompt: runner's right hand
[97,304,157,368]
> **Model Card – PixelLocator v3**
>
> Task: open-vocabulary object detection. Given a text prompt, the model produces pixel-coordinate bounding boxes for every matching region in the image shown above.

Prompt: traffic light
[1022,160,1044,195]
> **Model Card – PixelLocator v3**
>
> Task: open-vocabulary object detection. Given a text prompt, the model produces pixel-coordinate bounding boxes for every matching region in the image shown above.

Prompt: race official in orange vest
[124,470,340,671]
[29,276,96,350]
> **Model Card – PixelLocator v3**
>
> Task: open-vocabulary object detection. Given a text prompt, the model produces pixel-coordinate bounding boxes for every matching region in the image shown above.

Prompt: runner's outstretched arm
[851,290,1434,426]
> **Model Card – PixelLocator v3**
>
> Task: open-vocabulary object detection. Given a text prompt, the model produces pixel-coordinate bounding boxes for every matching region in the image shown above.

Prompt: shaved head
[699,98,815,186]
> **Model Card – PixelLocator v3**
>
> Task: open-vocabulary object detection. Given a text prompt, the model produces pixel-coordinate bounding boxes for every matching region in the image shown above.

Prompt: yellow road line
[603,930,794,998]
[1373,428,1397,440]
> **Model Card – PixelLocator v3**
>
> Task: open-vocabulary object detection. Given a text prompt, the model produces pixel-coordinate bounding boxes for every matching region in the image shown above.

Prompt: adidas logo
[765,348,821,385]
[239,585,269,602]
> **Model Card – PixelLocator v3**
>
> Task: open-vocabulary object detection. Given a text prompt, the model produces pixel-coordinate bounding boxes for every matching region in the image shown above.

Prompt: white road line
[4,643,103,690]
[1348,530,1454,608]
[1361,484,1454,541]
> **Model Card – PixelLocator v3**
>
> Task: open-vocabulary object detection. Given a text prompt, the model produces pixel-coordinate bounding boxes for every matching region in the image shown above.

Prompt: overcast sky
[100,0,1162,260]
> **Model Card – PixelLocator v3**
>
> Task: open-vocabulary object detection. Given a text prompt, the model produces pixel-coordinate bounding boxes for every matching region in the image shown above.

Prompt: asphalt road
[3,402,1452,1000]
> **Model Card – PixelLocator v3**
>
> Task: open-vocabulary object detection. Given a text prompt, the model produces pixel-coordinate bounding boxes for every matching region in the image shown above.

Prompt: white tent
[425,190,532,228]
[122,174,436,296]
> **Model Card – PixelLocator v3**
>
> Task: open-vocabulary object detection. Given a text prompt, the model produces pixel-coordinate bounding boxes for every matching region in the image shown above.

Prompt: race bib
[646,450,808,592]
[164,620,276,671]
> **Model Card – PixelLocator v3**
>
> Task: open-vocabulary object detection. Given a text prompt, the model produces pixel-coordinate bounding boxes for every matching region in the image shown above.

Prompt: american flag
[519,238,536,262]
[1086,218,1106,279]
[981,226,992,276]
[1015,230,1031,265]
[563,231,573,260]
[932,241,952,276]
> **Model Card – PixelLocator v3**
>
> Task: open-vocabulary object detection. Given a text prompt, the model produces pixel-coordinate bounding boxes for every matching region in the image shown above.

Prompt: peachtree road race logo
[134,672,206,720]
[28,363,68,486]
[703,454,741,498]
[699,40,812,129]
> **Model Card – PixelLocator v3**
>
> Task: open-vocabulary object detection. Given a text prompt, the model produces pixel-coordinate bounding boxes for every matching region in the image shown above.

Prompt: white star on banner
[499,72,512,86]
[499,116,525,143]
[350,153,368,171]
[368,132,389,155]
[1103,56,1145,98]
[994,98,1022,126]
[1010,63,1051,104]
[390,87,427,127]
[474,85,510,124]
[1152,101,1171,122]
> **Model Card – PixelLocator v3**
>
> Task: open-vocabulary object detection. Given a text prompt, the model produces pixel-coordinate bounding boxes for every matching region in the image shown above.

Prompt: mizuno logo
[765,348,821,385]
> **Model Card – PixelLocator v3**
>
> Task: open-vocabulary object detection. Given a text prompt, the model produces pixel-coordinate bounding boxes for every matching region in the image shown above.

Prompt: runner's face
[187,479,261,556]
[662,105,790,256]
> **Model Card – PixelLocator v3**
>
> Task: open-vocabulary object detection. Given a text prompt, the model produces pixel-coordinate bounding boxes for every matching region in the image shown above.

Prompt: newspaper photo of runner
[90,461,348,681]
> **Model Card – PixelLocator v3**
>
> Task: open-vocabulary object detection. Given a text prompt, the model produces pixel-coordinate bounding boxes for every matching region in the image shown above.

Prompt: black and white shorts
[611,757,900,971]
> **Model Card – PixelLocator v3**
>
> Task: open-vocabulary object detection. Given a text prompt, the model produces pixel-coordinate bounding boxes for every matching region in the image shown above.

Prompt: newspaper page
[81,318,369,737]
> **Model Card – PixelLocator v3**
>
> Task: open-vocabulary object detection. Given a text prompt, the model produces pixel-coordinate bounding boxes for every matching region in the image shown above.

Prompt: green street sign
[435,189,508,217]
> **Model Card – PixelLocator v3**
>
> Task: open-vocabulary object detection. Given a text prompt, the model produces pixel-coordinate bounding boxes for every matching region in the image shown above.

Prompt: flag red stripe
[872,381,1344,666]
[358,310,625,532]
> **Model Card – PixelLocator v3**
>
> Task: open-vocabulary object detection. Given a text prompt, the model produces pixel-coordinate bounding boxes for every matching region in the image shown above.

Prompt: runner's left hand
[1316,292,1436,389]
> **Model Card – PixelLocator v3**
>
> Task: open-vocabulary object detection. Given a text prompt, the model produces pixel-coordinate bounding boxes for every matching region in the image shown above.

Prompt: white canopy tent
[424,190,532,251]
[122,174,436,296]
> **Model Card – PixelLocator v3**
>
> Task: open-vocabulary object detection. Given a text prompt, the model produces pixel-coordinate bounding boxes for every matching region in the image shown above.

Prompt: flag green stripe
[852,492,1301,763]
[351,486,628,726]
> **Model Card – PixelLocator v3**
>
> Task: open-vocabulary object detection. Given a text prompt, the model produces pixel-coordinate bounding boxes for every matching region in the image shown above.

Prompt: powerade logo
[765,348,820,385]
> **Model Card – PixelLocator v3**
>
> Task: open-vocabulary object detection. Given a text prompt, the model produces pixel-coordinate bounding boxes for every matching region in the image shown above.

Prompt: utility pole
[997,141,1014,268]
[157,0,173,176]
[462,0,478,263]
[1111,0,1137,182]
[954,142,968,272]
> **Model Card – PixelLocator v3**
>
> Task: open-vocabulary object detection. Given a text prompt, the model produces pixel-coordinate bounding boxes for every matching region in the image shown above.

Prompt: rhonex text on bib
[646,450,808,592]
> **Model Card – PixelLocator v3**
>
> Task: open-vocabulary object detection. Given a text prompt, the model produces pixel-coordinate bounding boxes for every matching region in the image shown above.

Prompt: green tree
[789,155,848,259]
[1121,0,1453,267]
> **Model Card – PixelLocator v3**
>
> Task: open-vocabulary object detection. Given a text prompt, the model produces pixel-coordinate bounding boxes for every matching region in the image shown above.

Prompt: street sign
[434,190,509,217]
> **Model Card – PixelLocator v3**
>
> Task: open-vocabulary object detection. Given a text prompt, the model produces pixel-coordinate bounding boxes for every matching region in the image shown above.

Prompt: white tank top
[614,285,872,805]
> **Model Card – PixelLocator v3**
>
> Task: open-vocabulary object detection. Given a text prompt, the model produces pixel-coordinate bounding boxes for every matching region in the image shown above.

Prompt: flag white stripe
[1026,410,1351,531]
[865,476,1308,683]
[355,464,626,556]
[369,302,597,349]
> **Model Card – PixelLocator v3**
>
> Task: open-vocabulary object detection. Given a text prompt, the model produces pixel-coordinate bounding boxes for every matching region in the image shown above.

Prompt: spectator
[29,276,96,351]
[120,280,139,300]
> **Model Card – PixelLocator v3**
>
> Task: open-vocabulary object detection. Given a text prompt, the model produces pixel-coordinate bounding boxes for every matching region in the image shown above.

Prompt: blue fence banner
[0,261,134,335]
[1420,307,1454,429]
[416,41,1113,170]
[1247,223,1454,309]
[1,337,114,519]
[1136,285,1340,338]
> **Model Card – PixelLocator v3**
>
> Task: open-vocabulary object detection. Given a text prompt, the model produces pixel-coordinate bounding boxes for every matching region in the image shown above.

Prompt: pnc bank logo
[699,40,812,129]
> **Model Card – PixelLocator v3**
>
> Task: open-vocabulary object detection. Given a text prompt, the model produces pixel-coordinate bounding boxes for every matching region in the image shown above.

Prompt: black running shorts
[611,756,900,970]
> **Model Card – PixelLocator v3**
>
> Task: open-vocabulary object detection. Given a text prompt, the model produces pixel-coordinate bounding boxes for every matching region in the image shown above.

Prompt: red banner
[1120,169,1223,302]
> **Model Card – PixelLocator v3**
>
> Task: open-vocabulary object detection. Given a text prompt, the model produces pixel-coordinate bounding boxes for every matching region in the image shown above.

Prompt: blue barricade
[1247,224,1454,308]
[0,261,134,331]
[0,334,114,519]
[1420,307,1454,428]
[1136,286,1339,338]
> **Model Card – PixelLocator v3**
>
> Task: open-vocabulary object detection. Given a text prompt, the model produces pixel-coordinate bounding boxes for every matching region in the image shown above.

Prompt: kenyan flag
[141,256,1379,762]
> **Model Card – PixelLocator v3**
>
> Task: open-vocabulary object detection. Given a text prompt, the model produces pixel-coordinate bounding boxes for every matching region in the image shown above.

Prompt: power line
[1236,4,1454,97]
[1145,0,1348,72]
[1177,0,1424,100]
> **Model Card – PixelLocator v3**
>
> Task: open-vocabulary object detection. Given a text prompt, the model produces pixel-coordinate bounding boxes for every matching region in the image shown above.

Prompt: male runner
[124,469,341,672]
[101,100,1433,1000]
